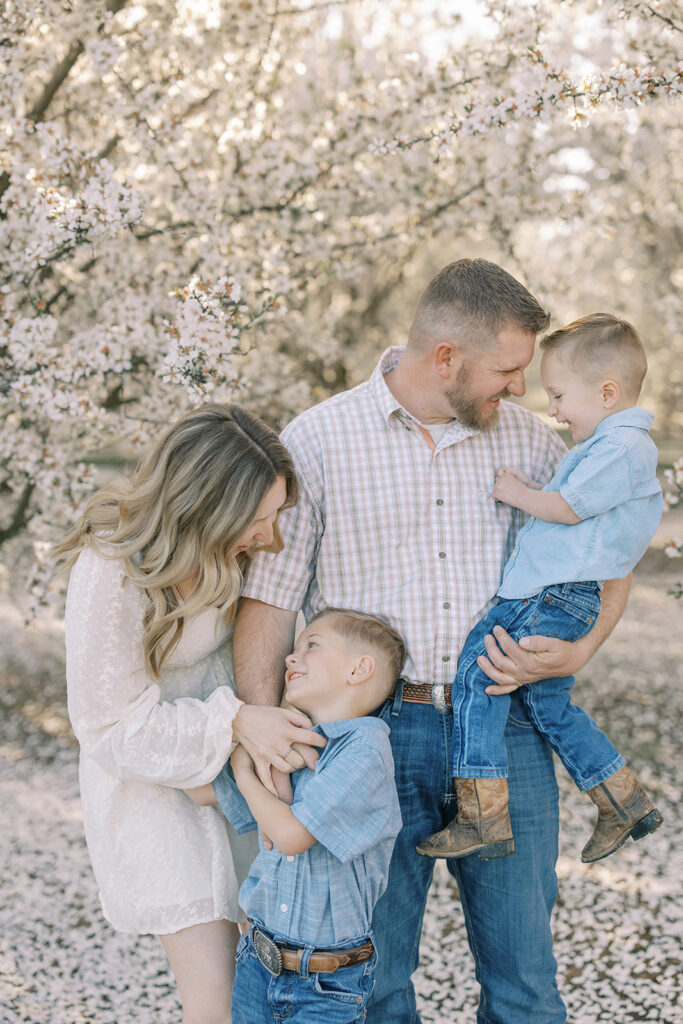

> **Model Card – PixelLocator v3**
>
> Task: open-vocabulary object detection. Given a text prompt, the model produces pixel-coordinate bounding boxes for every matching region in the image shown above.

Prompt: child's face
[284,619,359,720]
[541,351,610,443]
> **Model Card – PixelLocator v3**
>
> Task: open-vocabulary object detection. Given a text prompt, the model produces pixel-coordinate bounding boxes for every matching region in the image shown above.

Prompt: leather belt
[402,681,452,712]
[251,925,374,977]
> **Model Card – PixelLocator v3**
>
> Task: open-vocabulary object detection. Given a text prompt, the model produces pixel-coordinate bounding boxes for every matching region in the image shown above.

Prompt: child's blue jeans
[232,924,376,1024]
[449,581,626,790]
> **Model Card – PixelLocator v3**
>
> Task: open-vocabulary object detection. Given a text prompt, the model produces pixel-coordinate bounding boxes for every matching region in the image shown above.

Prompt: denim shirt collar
[314,716,391,741]
[593,407,654,437]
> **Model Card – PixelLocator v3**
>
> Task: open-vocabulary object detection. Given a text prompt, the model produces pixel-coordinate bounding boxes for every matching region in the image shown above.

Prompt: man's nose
[507,371,526,397]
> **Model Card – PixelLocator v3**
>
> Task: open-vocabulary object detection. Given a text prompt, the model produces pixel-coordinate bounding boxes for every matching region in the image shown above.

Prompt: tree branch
[0,483,35,546]
[0,0,130,207]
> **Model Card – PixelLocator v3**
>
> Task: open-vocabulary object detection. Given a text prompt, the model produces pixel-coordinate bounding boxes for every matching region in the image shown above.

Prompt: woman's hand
[231,704,326,793]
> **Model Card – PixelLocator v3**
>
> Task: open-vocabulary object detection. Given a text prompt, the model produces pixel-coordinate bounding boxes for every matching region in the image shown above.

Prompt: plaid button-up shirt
[243,347,567,686]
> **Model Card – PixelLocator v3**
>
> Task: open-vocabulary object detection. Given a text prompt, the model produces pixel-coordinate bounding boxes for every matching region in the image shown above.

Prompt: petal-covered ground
[1,549,680,1024]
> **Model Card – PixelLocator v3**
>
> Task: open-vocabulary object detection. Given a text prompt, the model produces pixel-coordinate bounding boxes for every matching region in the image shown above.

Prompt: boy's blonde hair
[540,313,647,402]
[309,608,406,690]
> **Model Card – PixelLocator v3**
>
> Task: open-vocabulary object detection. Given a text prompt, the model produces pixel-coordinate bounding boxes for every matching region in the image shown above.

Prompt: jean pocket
[536,588,600,636]
[312,958,375,1004]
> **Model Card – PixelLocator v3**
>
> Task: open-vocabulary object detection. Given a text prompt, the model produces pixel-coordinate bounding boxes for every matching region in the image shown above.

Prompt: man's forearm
[577,573,631,659]
[234,598,297,705]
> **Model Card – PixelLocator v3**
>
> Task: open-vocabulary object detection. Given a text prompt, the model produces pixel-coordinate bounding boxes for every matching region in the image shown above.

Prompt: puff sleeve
[65,547,242,788]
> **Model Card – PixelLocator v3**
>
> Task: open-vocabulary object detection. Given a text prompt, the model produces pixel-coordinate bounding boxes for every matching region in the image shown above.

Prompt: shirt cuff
[559,484,590,520]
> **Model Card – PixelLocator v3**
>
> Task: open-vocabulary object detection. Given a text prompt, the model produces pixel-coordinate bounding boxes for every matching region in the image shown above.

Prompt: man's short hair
[409,258,550,352]
[309,608,406,684]
[540,313,647,402]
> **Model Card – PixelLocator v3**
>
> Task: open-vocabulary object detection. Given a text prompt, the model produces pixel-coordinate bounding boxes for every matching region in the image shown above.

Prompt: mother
[57,404,324,1024]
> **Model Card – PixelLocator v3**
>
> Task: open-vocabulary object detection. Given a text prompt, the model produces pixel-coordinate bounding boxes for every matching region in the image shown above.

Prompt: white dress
[65,546,257,935]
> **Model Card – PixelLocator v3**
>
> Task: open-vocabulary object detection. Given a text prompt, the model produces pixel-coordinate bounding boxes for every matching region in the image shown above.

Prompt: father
[234,259,630,1023]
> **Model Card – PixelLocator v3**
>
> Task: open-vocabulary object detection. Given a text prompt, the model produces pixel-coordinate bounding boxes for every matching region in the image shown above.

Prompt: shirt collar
[369,346,408,426]
[314,716,390,740]
[593,407,655,437]
[369,346,478,444]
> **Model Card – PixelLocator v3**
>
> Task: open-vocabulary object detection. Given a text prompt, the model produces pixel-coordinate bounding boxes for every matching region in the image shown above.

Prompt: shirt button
[442,655,450,662]
[436,498,444,506]
[439,551,446,559]
[286,855,294,862]
[280,903,288,913]
[443,602,450,609]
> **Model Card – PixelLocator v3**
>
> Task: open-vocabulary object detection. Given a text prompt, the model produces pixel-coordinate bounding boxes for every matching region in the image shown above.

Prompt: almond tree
[1,0,681,610]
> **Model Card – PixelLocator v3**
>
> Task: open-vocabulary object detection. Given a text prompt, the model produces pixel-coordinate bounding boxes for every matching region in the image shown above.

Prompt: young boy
[190,608,405,1024]
[418,313,664,865]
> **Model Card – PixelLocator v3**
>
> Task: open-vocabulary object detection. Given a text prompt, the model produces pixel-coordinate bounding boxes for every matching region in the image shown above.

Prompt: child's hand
[492,469,532,506]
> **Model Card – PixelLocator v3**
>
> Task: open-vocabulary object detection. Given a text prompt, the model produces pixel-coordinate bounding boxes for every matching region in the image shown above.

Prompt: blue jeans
[368,689,565,1024]
[232,923,376,1023]
[450,582,625,790]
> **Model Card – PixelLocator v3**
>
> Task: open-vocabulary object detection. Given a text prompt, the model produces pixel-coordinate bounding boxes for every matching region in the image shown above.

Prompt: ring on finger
[282,747,292,761]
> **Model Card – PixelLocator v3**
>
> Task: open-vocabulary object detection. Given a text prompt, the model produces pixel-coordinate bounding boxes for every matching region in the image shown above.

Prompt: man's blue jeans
[450,582,625,790]
[368,689,566,1024]
[232,923,376,1023]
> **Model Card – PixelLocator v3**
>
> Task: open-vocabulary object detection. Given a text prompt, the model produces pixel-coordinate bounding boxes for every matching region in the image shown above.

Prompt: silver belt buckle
[431,684,449,714]
[253,927,283,976]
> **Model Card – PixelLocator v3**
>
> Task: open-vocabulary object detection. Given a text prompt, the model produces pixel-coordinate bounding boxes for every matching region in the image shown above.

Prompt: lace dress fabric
[65,546,257,935]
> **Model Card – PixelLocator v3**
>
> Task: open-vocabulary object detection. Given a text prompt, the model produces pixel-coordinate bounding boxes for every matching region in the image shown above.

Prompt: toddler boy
[418,313,663,864]
[192,608,405,1024]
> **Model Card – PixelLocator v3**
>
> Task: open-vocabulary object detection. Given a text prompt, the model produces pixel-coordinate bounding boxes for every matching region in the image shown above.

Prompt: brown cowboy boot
[416,778,514,860]
[582,764,663,863]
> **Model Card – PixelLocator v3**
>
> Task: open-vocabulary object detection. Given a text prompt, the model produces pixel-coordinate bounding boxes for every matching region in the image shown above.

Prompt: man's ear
[600,379,620,408]
[434,342,464,381]
[348,655,375,686]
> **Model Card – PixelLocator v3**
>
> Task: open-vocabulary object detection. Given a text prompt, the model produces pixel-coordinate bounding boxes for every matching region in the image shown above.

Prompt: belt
[251,925,374,977]
[402,681,452,712]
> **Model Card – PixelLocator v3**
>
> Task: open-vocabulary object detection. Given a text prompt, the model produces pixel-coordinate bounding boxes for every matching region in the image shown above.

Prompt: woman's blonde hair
[55,403,298,678]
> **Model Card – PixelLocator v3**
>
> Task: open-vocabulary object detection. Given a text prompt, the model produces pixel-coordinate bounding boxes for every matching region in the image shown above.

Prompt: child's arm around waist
[492,467,580,523]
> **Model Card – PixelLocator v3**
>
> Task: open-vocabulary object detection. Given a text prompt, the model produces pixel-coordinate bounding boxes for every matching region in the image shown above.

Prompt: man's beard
[445,362,510,432]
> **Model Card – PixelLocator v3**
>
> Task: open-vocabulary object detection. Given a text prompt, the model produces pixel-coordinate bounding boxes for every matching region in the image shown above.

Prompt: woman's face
[233,476,288,554]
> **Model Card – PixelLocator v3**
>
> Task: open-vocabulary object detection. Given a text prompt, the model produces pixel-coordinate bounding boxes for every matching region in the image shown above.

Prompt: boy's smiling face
[541,350,613,443]
[284,619,363,723]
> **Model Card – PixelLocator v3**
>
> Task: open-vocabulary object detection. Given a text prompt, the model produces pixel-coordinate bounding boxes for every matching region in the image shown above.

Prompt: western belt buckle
[253,927,283,977]
[431,684,448,714]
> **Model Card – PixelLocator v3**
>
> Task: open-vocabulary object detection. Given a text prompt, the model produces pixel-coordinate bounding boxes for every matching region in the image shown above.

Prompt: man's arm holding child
[480,575,631,694]
[484,463,630,694]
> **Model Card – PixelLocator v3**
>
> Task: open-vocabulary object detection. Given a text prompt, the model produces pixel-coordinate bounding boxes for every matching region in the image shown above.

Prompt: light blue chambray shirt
[498,408,663,600]
[212,716,401,947]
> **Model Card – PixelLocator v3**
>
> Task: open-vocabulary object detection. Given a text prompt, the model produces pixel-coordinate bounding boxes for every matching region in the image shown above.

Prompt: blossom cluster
[662,458,683,568]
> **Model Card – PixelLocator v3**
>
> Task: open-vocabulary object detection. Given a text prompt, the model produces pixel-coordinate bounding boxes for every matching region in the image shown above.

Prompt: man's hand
[478,626,594,695]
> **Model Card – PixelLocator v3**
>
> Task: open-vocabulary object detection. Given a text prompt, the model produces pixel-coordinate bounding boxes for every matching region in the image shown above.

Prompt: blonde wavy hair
[55,404,299,678]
